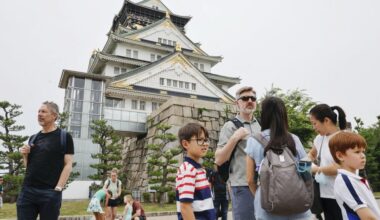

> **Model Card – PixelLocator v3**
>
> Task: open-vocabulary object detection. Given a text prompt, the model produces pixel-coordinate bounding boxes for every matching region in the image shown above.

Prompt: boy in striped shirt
[176,123,216,220]
[329,132,380,220]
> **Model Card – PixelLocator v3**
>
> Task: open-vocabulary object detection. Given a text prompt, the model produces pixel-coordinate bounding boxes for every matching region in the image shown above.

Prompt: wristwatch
[54,186,63,191]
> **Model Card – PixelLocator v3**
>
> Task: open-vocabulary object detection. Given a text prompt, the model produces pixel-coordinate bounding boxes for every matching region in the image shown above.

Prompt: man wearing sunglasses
[215,86,261,220]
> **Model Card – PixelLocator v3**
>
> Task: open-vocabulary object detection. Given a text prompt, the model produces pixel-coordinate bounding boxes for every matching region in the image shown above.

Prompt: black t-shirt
[23,128,74,189]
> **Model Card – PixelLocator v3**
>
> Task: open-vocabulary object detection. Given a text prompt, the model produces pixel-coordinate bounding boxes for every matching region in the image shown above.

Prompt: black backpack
[105,179,120,189]
[217,118,244,182]
[28,129,67,154]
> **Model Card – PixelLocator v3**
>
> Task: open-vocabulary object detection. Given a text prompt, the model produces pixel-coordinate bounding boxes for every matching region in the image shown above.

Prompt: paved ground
[147,199,380,220]
[148,212,233,220]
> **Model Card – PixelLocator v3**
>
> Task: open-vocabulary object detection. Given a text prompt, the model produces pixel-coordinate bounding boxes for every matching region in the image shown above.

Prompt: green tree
[147,124,182,206]
[255,86,316,147]
[88,119,123,183]
[0,101,28,175]
[354,116,380,191]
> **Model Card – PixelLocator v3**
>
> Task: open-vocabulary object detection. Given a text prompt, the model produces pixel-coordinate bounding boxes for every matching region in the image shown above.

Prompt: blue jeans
[231,186,255,220]
[17,186,62,220]
[214,198,228,220]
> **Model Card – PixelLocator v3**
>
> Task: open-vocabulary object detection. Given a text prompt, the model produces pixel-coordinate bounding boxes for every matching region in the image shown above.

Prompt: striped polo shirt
[334,169,380,220]
[176,157,215,220]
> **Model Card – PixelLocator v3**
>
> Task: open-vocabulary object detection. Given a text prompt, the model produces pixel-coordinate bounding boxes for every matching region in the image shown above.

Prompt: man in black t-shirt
[17,101,74,220]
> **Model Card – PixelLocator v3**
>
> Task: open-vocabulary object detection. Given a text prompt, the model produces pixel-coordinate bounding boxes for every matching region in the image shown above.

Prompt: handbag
[310,137,324,215]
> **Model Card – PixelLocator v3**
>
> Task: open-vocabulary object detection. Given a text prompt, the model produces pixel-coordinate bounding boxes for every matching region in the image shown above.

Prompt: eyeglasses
[239,96,257,102]
[189,138,210,145]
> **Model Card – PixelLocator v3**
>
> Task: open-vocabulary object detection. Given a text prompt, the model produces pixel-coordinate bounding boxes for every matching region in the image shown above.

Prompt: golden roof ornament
[175,42,182,52]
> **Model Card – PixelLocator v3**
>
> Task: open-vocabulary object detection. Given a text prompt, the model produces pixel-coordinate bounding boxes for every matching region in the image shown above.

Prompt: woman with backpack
[308,104,346,220]
[245,96,312,220]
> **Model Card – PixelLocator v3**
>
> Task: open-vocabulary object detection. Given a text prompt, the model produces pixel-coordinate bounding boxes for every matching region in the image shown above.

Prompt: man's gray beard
[240,107,255,115]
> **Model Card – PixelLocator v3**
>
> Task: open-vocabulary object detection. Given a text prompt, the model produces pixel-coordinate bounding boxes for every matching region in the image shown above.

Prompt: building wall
[122,97,235,193]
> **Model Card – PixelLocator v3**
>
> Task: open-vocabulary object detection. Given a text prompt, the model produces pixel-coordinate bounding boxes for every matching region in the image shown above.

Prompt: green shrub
[3,174,24,203]
[143,192,151,203]
[168,191,176,204]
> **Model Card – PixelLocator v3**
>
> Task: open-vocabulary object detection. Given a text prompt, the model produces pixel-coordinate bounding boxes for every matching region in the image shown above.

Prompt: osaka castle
[58,0,240,199]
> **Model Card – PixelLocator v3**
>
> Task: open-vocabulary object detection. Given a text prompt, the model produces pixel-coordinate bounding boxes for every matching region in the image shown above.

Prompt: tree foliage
[0,101,28,175]
[88,119,123,183]
[354,116,380,191]
[146,123,182,205]
[254,86,316,147]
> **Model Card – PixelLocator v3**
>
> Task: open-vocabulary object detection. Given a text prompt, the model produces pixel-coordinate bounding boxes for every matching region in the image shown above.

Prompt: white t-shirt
[334,169,380,220]
[104,179,121,199]
[313,134,337,199]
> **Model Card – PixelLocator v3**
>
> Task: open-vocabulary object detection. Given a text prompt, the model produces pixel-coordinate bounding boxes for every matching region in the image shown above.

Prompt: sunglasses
[239,96,257,102]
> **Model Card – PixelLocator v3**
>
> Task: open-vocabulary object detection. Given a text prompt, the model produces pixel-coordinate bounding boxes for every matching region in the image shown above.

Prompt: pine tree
[147,123,182,205]
[0,101,28,175]
[88,119,123,183]
[354,116,380,191]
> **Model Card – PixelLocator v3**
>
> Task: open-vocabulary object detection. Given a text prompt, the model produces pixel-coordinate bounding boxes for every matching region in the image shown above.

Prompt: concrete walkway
[56,199,380,220]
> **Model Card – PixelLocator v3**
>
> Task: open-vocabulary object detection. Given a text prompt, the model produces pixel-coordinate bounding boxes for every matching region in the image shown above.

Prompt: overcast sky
[1,0,379,137]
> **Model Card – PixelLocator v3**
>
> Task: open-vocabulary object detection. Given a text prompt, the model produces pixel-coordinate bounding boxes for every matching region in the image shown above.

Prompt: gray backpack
[253,133,313,215]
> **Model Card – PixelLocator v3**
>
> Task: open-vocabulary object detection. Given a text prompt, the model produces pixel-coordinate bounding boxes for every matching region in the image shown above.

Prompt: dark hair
[178,123,209,150]
[107,190,113,197]
[329,132,367,164]
[309,104,347,130]
[260,96,296,156]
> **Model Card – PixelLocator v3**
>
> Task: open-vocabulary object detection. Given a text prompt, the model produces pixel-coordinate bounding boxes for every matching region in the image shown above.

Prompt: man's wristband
[55,186,63,191]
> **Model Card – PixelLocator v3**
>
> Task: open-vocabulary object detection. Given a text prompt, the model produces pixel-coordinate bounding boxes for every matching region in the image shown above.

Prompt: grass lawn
[374,192,380,198]
[0,200,176,219]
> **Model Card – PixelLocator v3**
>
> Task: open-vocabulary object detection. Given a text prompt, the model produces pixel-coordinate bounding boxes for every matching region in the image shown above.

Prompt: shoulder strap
[227,118,245,162]
[28,131,41,146]
[60,129,67,154]
[252,133,268,147]
[105,179,110,189]
[230,118,244,129]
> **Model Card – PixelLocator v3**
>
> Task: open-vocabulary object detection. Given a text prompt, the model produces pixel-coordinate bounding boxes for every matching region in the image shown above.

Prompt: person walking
[215,86,261,220]
[17,101,74,219]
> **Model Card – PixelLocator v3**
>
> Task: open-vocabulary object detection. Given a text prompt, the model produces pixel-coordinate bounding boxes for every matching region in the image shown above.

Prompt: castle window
[158,38,162,44]
[114,67,120,75]
[185,82,189,89]
[132,100,138,110]
[192,83,196,90]
[167,79,172,86]
[140,101,146,110]
[160,78,164,86]
[179,81,183,88]
[133,50,138,59]
[168,40,172,46]
[152,102,158,111]
[163,39,167,45]
[173,80,178,87]
[173,41,177,46]
[126,49,132,58]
